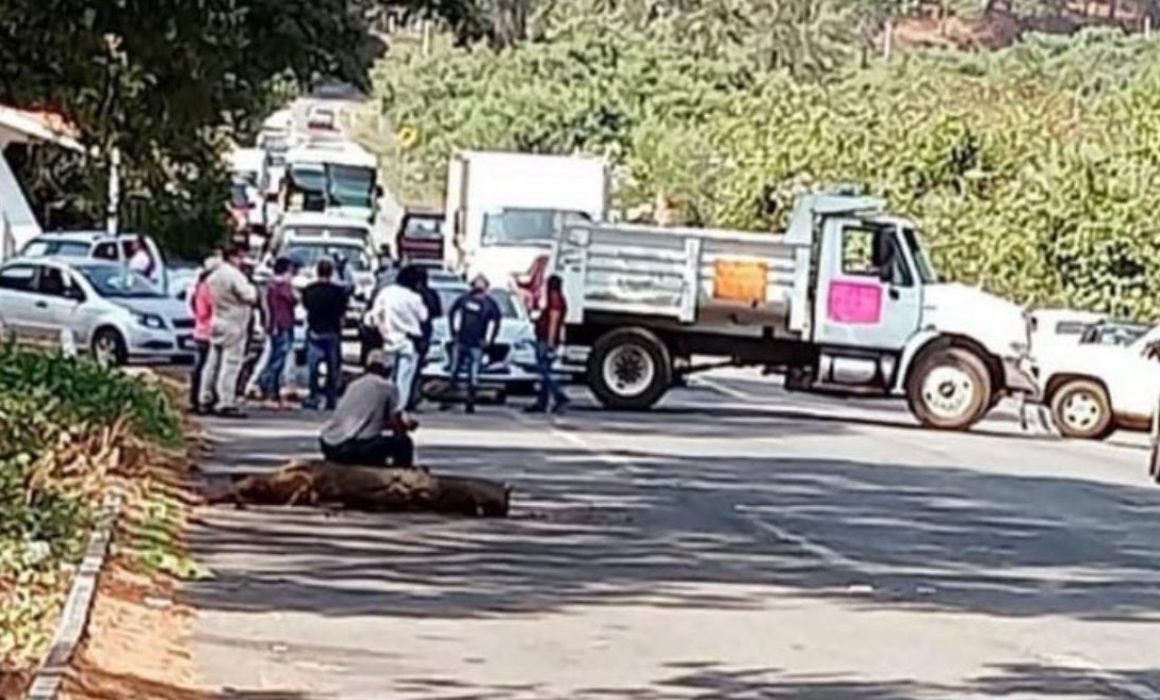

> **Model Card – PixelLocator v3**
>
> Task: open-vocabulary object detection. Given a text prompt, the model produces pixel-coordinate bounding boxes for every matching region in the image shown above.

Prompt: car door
[37,264,92,348]
[0,264,39,342]
[814,220,923,351]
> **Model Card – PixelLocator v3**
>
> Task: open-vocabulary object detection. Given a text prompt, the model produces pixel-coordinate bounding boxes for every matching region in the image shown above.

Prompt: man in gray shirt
[319,351,416,467]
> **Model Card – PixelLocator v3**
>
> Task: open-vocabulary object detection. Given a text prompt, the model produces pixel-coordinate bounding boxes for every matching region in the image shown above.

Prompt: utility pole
[106,145,120,236]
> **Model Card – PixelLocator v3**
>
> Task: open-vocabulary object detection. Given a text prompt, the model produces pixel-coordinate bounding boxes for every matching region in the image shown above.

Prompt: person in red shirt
[526,274,570,413]
[256,257,298,408]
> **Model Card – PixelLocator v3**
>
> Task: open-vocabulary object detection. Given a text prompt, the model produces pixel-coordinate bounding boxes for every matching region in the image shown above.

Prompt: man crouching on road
[319,350,416,467]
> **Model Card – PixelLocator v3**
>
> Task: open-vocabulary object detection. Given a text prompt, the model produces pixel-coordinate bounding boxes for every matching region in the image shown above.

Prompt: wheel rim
[602,345,655,397]
[1060,390,1102,433]
[93,334,118,367]
[920,365,976,420]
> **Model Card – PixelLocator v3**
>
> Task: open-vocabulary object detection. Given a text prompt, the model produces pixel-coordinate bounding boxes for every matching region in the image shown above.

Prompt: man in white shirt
[368,265,428,409]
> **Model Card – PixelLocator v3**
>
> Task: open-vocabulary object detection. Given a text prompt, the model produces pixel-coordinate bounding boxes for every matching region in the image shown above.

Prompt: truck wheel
[588,328,672,410]
[906,346,991,430]
[1050,379,1113,440]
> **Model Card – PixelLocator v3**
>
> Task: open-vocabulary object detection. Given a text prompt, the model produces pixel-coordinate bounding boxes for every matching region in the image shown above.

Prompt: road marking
[1040,653,1160,700]
[733,503,867,572]
[689,375,755,401]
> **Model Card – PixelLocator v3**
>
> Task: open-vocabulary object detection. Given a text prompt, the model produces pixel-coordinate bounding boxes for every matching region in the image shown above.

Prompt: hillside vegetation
[371,12,1160,319]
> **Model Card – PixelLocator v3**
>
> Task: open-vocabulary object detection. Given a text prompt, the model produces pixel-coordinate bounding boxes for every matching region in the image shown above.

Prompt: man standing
[256,257,297,408]
[199,245,258,418]
[442,275,501,414]
[301,258,349,410]
[368,265,428,410]
[319,350,416,467]
[410,266,442,410]
[527,274,569,414]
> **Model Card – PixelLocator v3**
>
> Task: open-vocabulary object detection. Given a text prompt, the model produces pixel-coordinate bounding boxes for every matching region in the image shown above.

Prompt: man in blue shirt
[441,275,501,414]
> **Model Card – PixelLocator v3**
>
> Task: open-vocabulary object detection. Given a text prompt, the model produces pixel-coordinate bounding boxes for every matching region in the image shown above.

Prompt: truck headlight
[134,312,166,330]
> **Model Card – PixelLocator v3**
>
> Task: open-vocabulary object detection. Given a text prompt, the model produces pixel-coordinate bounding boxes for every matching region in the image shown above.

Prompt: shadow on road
[188,440,1160,628]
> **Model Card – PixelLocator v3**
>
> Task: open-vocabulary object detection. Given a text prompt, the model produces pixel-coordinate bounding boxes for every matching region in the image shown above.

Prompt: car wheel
[91,328,127,368]
[1050,379,1113,440]
[906,346,992,431]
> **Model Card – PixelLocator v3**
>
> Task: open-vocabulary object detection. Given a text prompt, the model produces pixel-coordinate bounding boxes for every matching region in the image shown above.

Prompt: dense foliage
[0,346,182,668]
[374,25,1160,319]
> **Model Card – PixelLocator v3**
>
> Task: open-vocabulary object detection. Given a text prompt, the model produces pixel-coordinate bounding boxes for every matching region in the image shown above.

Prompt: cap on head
[365,349,391,372]
[470,274,490,292]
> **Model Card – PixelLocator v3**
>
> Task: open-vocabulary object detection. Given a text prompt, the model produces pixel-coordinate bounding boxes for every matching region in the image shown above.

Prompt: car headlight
[134,312,166,330]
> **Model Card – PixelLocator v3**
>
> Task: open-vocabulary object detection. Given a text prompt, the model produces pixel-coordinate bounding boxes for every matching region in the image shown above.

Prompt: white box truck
[443,151,609,286]
[546,189,1038,431]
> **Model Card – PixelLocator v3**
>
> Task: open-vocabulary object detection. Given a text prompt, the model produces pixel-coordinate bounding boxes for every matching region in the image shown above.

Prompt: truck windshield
[903,228,938,284]
[482,209,590,247]
[328,165,376,209]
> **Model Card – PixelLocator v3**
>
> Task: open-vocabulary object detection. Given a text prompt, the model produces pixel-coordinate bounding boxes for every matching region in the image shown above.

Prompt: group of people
[187,242,571,467]
[188,246,357,417]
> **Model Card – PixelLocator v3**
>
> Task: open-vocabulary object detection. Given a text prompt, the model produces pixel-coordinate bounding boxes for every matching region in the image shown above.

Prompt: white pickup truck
[545,190,1038,431]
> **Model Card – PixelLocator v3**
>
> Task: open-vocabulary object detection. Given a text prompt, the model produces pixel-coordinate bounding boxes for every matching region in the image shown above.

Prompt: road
[189,372,1160,699]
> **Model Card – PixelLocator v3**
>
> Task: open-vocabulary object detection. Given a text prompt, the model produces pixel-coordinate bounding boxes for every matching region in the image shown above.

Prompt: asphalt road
[189,372,1160,699]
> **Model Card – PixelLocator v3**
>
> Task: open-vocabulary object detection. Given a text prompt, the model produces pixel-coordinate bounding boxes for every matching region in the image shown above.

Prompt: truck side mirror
[878,263,893,284]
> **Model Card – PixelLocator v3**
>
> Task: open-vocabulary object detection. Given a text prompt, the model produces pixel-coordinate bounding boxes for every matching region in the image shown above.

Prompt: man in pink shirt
[190,255,220,412]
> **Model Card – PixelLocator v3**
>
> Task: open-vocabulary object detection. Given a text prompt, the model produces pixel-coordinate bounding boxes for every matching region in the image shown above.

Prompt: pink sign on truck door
[827,281,883,324]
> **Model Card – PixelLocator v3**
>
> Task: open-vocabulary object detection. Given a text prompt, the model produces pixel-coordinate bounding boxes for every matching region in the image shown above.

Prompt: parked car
[0,257,195,366]
[420,284,540,400]
[18,230,172,291]
[1079,319,1150,347]
[1029,308,1108,355]
[396,208,444,264]
[1036,324,1160,439]
[262,235,375,331]
[305,105,337,131]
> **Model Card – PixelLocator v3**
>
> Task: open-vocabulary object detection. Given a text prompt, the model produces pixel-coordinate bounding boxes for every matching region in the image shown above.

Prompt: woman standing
[190,256,220,413]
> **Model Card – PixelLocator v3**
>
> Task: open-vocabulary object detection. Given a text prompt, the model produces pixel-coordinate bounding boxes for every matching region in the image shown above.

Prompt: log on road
[206,460,511,517]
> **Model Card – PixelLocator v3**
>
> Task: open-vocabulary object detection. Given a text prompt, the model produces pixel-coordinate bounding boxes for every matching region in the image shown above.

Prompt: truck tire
[1049,378,1113,440]
[588,328,672,410]
[906,346,992,431]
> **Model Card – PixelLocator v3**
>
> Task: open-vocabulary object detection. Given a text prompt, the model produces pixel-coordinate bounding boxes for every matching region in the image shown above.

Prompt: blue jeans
[306,331,342,409]
[448,343,485,403]
[392,343,420,410]
[257,329,293,399]
[535,342,567,408]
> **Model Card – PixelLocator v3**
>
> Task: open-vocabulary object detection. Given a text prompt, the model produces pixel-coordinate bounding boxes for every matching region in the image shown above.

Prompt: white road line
[1040,653,1160,700]
[733,503,868,572]
[689,375,755,401]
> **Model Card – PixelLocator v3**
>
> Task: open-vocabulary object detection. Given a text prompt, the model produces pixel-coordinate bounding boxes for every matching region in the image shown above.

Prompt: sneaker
[217,407,248,419]
[465,404,476,415]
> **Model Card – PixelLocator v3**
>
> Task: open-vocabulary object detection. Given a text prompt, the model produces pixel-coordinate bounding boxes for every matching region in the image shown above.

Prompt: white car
[1030,308,1108,355]
[421,284,540,397]
[18,230,173,292]
[0,257,195,366]
[1036,325,1160,439]
[263,235,376,330]
[305,105,337,131]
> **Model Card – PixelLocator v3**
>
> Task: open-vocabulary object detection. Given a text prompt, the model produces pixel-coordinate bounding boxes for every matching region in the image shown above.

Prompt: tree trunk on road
[206,460,511,517]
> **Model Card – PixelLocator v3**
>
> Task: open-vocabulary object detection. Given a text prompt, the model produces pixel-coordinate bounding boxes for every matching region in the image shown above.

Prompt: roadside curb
[24,492,123,700]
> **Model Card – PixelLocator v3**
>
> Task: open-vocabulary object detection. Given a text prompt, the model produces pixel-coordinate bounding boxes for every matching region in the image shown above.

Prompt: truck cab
[544,190,1037,431]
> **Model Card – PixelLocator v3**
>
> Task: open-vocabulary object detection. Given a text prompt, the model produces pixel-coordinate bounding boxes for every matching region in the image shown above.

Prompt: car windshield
[328,165,375,208]
[481,209,590,247]
[402,216,443,239]
[284,244,371,272]
[77,265,164,298]
[902,228,938,284]
[21,239,92,258]
[435,288,520,319]
[284,225,369,242]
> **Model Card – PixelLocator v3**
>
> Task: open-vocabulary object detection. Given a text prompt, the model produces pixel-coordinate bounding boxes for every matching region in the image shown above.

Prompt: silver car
[0,257,195,366]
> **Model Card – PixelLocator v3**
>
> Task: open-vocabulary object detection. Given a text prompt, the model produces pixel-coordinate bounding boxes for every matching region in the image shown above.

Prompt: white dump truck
[546,189,1038,430]
[444,151,609,285]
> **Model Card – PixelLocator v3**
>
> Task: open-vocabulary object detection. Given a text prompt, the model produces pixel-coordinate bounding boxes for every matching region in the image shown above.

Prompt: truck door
[813,220,922,351]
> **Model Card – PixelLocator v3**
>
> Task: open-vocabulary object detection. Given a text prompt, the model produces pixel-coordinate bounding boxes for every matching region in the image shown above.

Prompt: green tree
[0,0,380,258]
